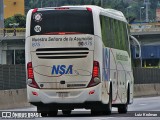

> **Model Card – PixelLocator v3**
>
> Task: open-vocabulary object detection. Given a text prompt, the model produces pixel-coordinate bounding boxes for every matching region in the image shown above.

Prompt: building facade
[4,0,24,19]
[131,23,160,68]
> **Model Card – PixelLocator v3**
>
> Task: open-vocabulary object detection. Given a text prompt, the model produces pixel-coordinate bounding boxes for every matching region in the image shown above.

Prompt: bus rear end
[25,6,101,115]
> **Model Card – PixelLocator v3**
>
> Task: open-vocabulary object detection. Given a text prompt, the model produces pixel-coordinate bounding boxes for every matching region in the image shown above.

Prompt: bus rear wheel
[103,87,112,115]
[118,86,129,114]
[118,104,128,114]
[62,110,72,115]
[48,109,58,117]
[91,109,103,115]
[37,106,48,117]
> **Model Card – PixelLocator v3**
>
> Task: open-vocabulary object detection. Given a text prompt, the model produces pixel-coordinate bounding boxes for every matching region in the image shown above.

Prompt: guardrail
[0,65,159,90]
[133,67,160,84]
[0,65,26,90]
[0,23,160,37]
[0,28,25,37]
[130,22,160,32]
[0,66,160,109]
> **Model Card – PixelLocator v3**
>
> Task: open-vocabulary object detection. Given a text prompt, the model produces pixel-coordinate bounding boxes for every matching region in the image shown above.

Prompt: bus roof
[35,5,127,23]
[61,5,127,22]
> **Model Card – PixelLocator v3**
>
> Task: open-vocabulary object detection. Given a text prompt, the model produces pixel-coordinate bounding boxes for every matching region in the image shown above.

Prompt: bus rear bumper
[27,84,102,105]
[30,101,104,110]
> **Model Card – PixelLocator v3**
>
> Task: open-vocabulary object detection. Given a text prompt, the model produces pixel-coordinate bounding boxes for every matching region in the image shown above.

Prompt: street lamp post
[101,0,103,7]
[127,6,132,22]
[140,7,145,23]
[41,0,43,8]
[0,0,4,28]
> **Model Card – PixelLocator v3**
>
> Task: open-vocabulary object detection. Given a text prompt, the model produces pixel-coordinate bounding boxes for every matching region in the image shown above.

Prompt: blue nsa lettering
[51,65,73,75]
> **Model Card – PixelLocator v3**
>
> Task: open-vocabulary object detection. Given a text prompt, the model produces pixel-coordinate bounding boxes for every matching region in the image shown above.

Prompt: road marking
[92,118,114,120]
[139,103,147,106]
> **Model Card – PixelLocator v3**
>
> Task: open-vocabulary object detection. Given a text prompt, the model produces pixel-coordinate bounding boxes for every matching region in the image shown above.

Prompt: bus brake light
[27,62,39,89]
[32,8,38,13]
[87,61,100,87]
[93,61,99,78]
[86,7,92,12]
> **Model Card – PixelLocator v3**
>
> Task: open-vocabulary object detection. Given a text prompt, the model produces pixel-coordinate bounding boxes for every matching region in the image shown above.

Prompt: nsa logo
[51,65,73,75]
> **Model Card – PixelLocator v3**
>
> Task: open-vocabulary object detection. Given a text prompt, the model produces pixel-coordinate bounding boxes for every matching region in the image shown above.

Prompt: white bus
[25,5,134,116]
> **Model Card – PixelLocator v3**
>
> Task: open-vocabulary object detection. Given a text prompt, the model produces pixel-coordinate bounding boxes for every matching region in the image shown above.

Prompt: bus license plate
[58,92,69,97]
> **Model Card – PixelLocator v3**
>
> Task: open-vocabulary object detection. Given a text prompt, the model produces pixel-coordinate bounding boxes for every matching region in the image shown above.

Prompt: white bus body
[25,5,133,116]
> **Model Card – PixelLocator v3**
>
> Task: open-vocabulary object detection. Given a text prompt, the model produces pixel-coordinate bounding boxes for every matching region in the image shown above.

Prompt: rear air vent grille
[36,47,89,59]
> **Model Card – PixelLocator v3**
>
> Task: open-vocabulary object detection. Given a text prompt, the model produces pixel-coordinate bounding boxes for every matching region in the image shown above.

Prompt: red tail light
[28,63,33,79]
[32,8,38,13]
[87,61,100,87]
[86,7,92,12]
[27,62,39,89]
[93,61,99,78]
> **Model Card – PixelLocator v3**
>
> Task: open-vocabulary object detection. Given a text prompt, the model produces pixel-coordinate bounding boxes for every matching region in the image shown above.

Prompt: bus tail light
[86,7,92,12]
[32,8,38,13]
[27,62,39,89]
[87,61,100,87]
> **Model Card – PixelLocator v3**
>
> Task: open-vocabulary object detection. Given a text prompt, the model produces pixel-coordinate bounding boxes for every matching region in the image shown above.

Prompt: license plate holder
[57,92,69,97]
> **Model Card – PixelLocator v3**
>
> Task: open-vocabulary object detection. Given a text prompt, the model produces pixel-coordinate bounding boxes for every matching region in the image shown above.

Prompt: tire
[37,106,48,117]
[103,87,112,115]
[91,109,102,116]
[48,109,58,117]
[41,113,48,117]
[118,104,128,114]
[118,86,129,114]
[62,110,72,115]
[91,88,112,115]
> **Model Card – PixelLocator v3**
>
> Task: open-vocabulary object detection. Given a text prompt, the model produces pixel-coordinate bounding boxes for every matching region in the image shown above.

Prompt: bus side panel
[110,48,133,104]
[94,36,104,103]
[101,47,110,104]
[110,48,119,104]
[25,9,33,76]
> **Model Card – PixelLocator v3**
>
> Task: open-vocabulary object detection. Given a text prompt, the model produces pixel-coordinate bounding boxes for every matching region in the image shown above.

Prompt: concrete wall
[0,89,30,109]
[134,84,160,97]
[0,84,160,109]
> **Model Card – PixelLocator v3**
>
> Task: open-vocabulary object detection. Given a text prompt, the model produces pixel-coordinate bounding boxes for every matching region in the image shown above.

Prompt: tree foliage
[23,0,160,23]
[4,0,159,28]
[4,14,26,28]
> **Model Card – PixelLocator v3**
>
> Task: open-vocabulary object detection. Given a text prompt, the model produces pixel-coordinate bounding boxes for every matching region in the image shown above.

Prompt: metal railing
[0,22,160,37]
[130,22,160,33]
[0,65,26,90]
[133,67,160,84]
[0,28,25,37]
[0,65,159,90]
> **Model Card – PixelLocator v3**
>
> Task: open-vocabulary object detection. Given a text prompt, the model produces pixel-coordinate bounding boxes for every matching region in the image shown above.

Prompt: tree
[91,0,95,5]
[4,14,26,28]
[24,0,158,23]
[97,0,101,7]
[80,0,85,5]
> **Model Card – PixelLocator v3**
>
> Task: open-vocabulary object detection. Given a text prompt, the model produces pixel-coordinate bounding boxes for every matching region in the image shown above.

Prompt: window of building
[7,50,14,64]
[7,50,25,64]
[143,59,159,68]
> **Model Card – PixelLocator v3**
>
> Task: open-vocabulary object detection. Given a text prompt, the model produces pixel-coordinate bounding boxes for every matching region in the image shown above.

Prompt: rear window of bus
[30,10,94,36]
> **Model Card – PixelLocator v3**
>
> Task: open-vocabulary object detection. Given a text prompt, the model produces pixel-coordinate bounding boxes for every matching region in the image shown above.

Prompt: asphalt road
[1,96,160,120]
